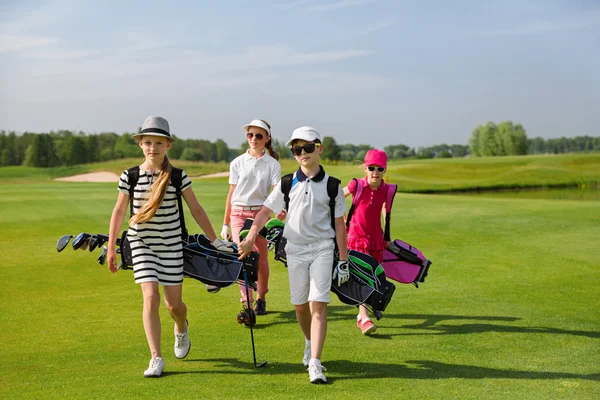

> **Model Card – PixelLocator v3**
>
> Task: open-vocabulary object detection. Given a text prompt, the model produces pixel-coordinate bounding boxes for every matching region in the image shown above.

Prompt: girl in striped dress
[107,116,233,378]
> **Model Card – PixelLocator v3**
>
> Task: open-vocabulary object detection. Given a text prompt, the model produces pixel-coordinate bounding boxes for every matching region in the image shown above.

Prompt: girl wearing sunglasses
[219,119,281,319]
[343,149,393,335]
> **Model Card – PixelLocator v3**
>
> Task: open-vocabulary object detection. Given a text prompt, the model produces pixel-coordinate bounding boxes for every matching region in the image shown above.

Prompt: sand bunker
[54,171,120,182]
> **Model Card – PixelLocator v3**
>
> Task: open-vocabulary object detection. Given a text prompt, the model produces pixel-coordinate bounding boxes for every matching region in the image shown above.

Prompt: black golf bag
[331,250,396,319]
[182,234,259,288]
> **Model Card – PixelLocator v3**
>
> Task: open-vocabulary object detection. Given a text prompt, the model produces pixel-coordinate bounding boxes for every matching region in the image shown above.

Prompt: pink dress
[346,177,388,263]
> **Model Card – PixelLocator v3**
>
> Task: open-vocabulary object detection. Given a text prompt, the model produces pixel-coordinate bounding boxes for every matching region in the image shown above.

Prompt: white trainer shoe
[174,320,191,359]
[302,344,311,367]
[143,357,164,378]
[308,361,327,384]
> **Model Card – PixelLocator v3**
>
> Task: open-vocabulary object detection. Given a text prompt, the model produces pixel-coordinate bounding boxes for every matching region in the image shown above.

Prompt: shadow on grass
[176,357,599,382]
[256,308,600,339]
[370,313,600,339]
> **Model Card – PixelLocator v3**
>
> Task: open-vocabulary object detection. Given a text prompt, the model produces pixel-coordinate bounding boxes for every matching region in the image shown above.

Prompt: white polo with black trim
[263,166,346,245]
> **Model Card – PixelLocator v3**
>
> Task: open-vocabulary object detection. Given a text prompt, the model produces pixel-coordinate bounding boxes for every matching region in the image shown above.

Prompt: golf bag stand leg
[244,267,267,368]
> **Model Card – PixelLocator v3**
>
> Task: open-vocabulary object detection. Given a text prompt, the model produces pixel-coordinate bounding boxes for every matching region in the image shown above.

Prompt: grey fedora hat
[132,116,175,142]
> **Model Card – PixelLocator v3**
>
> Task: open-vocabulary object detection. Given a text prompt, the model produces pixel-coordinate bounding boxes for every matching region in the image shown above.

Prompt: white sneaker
[302,344,311,366]
[308,362,327,384]
[143,357,164,378]
[174,320,191,359]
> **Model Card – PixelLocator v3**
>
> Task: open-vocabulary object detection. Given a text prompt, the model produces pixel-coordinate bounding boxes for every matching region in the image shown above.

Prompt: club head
[79,236,91,251]
[89,237,100,252]
[72,233,90,250]
[97,246,107,265]
[56,235,73,252]
[255,361,268,368]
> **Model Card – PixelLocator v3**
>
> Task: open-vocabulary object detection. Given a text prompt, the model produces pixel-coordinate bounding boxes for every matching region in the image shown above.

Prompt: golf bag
[259,218,396,319]
[182,234,259,288]
[382,239,432,287]
[120,166,188,268]
[331,250,396,319]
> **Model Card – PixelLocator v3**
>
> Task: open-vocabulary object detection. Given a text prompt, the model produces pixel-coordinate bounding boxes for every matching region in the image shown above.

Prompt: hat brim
[132,132,176,142]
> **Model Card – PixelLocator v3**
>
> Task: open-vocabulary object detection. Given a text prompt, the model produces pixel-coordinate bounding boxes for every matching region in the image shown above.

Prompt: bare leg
[358,304,370,321]
[163,284,187,334]
[295,303,312,340]
[309,301,328,359]
[141,282,162,358]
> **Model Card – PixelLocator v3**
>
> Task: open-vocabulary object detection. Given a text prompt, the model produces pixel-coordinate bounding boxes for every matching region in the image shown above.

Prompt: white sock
[309,358,320,366]
[305,338,311,347]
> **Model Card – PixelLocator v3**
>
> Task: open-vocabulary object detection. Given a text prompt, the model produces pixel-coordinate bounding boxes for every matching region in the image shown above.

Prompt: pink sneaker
[357,317,377,335]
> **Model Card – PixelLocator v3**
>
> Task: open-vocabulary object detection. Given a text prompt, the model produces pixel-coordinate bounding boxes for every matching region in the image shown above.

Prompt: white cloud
[0,34,58,53]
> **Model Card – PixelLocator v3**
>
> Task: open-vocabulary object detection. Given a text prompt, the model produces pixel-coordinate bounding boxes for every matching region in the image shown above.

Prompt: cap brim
[132,132,176,142]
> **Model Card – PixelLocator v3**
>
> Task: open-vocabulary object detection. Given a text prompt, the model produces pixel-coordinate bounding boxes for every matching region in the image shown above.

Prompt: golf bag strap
[171,167,188,238]
[327,176,341,231]
[345,178,361,229]
[281,173,294,212]
[127,166,140,217]
[384,184,397,241]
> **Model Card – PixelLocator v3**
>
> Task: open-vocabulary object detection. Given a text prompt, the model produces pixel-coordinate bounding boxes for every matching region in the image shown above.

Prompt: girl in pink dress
[343,149,392,335]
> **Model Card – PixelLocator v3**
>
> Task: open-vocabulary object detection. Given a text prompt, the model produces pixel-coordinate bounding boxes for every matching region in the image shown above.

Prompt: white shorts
[285,240,335,305]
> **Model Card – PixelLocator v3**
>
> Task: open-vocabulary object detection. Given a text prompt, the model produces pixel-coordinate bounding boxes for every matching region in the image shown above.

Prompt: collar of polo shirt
[296,166,326,182]
[243,150,268,161]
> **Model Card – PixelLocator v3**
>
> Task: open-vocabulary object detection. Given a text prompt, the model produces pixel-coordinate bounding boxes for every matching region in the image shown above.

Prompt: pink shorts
[231,207,270,303]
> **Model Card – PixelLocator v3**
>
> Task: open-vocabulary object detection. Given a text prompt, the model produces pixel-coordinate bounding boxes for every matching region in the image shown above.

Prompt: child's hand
[212,238,235,253]
[220,224,231,240]
[238,238,254,260]
[333,260,350,286]
[107,249,119,274]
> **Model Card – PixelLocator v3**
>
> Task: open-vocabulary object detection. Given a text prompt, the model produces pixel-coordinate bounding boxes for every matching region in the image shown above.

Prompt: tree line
[1,123,599,167]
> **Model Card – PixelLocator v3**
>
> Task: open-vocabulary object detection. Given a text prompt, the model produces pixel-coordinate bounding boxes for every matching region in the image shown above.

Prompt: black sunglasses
[291,143,321,156]
[367,166,385,172]
[247,132,265,141]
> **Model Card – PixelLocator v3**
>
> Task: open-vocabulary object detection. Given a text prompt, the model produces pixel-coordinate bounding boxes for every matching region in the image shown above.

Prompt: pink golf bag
[382,239,432,288]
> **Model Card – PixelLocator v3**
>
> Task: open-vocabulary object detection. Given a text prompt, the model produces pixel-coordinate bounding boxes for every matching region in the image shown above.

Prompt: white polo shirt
[263,166,346,245]
[230,150,281,207]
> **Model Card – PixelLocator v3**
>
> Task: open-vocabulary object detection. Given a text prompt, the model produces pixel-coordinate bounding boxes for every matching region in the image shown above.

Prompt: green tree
[321,136,340,161]
[215,139,229,162]
[114,133,139,158]
[179,148,204,161]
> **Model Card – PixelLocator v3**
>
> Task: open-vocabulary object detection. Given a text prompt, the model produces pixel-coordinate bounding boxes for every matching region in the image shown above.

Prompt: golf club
[97,245,108,265]
[243,264,267,368]
[89,236,100,252]
[72,232,91,250]
[56,235,73,252]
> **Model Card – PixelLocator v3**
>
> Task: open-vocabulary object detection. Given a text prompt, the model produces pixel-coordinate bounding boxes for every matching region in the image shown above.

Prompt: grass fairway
[1,170,599,399]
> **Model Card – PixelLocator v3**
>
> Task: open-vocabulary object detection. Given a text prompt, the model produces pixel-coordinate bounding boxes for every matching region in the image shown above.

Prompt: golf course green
[1,153,598,399]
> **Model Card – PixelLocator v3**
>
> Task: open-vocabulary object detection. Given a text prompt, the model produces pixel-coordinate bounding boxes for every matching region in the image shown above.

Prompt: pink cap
[364,149,387,169]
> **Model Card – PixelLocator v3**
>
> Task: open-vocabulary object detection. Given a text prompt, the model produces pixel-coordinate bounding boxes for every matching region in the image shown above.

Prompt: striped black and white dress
[118,168,192,286]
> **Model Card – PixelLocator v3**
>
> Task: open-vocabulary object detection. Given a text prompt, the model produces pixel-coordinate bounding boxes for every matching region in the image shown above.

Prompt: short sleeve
[270,160,281,187]
[229,158,239,185]
[118,170,130,194]
[263,181,285,215]
[334,185,347,218]
[180,170,192,192]
[347,178,357,195]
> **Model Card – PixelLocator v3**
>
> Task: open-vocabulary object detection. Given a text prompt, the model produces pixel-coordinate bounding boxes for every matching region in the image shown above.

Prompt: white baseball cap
[243,119,271,136]
[286,126,322,147]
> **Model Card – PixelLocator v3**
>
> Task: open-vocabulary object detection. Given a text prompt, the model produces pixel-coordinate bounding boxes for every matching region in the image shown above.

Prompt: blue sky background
[1,0,599,148]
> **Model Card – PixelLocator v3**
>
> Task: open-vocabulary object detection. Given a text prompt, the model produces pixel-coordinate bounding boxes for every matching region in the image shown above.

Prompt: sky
[1,0,599,149]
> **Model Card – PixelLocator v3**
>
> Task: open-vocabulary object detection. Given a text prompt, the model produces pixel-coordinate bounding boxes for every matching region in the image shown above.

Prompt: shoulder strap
[127,166,139,217]
[171,167,188,238]
[327,176,341,231]
[345,178,363,229]
[383,183,397,241]
[281,173,294,212]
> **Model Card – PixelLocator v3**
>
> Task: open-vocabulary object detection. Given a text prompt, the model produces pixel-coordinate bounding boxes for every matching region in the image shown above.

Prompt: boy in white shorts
[238,126,349,384]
